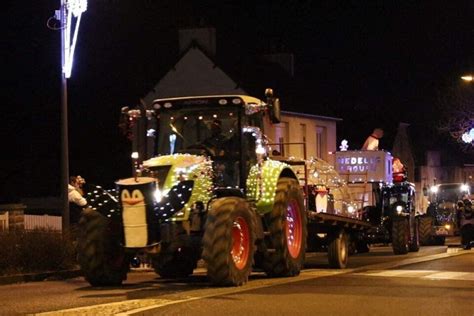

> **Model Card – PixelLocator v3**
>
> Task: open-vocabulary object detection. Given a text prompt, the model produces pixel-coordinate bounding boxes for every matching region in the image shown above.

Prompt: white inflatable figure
[121,188,148,248]
[362,128,384,150]
[315,186,328,213]
[339,139,349,151]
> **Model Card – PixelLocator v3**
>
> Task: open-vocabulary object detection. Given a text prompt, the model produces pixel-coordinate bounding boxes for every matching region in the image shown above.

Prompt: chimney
[178,27,216,56]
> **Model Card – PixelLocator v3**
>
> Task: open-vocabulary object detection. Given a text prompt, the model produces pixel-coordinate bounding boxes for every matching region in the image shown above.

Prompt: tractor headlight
[430,186,439,193]
[154,188,170,203]
[396,205,404,214]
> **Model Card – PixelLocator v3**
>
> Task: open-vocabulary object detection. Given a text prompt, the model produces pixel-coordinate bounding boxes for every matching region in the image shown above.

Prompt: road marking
[33,249,473,315]
[355,270,474,281]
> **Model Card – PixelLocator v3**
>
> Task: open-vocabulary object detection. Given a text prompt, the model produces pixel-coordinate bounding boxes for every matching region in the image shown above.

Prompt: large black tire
[152,243,199,278]
[77,210,129,286]
[392,217,409,255]
[434,236,446,246]
[263,178,307,277]
[409,218,420,252]
[328,229,349,268]
[152,245,198,279]
[202,197,256,286]
[419,216,433,246]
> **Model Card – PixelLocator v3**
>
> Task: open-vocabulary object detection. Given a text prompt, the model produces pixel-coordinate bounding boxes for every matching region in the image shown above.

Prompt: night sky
[2,0,473,201]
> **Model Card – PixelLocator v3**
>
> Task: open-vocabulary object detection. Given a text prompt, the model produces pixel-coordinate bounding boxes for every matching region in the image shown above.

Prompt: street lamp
[56,0,87,231]
[461,75,473,82]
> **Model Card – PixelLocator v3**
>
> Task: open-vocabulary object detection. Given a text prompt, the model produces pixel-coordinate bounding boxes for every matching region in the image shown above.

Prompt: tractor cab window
[154,107,240,158]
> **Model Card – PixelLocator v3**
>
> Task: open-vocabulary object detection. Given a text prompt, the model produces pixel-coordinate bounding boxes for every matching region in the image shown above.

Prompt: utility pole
[55,0,87,231]
[60,0,70,231]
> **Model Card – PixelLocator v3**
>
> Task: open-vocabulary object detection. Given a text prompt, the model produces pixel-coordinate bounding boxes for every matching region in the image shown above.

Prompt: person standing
[68,176,88,225]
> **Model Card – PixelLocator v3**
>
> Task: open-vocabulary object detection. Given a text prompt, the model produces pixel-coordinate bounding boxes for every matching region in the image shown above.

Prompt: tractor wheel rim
[286,200,302,258]
[231,216,250,270]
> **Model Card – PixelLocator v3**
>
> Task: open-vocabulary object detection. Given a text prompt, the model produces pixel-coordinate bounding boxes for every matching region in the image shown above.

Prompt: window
[316,126,327,160]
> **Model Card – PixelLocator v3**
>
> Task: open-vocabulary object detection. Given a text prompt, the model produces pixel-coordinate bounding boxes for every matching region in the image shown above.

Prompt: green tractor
[77,90,307,286]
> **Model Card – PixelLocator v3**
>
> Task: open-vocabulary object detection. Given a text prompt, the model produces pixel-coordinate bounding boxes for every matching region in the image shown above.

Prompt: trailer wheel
[152,245,198,278]
[202,197,255,286]
[409,218,420,252]
[263,178,307,277]
[77,210,128,286]
[328,229,349,268]
[418,216,433,246]
[392,217,409,255]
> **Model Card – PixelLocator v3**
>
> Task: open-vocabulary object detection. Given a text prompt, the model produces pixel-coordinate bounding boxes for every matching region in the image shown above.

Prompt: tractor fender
[246,159,298,214]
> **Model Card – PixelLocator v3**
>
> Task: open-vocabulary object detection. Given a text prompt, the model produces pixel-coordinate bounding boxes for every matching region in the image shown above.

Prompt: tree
[436,82,474,153]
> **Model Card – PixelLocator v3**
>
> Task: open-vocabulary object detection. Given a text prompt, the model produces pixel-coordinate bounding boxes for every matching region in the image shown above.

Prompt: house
[140,27,341,164]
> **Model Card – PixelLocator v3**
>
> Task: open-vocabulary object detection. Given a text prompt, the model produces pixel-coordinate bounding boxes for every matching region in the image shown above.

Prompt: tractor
[77,90,307,286]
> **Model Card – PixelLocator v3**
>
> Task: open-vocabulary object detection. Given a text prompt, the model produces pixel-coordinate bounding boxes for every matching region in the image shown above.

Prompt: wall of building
[264,112,338,165]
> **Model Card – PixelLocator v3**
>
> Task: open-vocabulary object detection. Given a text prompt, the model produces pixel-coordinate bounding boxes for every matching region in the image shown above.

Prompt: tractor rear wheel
[77,210,128,286]
[392,217,410,255]
[202,197,256,286]
[418,216,433,246]
[263,178,307,277]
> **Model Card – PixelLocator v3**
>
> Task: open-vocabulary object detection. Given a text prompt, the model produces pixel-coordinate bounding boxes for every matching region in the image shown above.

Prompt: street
[0,242,472,315]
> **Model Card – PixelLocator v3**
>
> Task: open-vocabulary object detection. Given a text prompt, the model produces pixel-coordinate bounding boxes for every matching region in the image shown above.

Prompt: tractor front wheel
[77,210,129,286]
[392,217,410,255]
[202,197,256,286]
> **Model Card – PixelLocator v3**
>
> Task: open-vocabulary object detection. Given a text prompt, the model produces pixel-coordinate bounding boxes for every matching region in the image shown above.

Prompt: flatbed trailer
[270,149,374,268]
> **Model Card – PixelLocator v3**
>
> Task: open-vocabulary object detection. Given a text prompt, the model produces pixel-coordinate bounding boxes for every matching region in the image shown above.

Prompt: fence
[24,214,62,231]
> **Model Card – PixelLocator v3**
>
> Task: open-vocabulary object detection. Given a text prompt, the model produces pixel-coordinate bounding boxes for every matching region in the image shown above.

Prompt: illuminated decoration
[392,157,407,183]
[244,101,266,115]
[306,157,359,218]
[335,150,393,184]
[142,154,213,220]
[147,129,156,137]
[59,0,88,78]
[430,185,439,193]
[246,159,294,213]
[315,185,328,213]
[339,139,349,151]
[243,126,267,157]
[169,134,176,154]
[460,184,470,192]
[461,128,474,144]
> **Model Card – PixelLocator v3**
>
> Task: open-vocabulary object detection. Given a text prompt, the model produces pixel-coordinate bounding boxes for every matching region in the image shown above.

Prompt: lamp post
[57,0,87,231]
[461,75,473,82]
[60,0,69,231]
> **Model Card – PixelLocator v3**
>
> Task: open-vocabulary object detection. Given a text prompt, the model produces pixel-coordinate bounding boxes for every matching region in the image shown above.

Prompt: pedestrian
[68,176,88,226]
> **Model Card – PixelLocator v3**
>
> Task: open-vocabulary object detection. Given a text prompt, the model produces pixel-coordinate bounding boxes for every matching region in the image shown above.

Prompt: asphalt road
[0,244,472,315]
